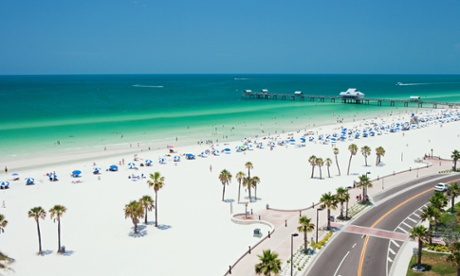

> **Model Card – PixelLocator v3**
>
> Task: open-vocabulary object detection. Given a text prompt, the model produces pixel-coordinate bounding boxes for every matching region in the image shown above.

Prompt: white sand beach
[1,108,459,275]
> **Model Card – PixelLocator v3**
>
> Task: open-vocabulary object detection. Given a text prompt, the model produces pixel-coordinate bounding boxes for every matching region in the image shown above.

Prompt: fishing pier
[241,89,460,109]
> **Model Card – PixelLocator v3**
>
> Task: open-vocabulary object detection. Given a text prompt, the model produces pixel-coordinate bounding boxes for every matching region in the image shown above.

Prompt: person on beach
[4,166,7,174]
[209,165,212,172]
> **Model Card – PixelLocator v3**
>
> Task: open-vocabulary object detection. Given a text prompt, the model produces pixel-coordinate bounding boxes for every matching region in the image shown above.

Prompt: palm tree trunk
[311,166,315,178]
[254,185,257,201]
[417,240,422,270]
[222,184,226,201]
[319,167,322,179]
[57,218,61,253]
[347,155,353,175]
[134,221,138,234]
[340,203,344,219]
[238,182,241,203]
[327,209,331,230]
[303,227,307,252]
[247,176,252,202]
[36,221,42,255]
[346,200,349,219]
[365,157,368,167]
[335,156,341,176]
[327,166,331,178]
[155,191,158,227]
[144,207,148,224]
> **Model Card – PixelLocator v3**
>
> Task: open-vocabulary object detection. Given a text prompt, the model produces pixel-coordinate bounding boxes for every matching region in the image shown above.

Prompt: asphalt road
[306,173,460,276]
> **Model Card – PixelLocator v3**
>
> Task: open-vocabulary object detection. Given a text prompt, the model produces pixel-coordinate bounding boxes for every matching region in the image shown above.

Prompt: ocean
[1,74,460,164]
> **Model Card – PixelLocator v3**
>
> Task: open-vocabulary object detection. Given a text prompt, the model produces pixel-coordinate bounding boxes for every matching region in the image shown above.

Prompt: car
[434,183,449,192]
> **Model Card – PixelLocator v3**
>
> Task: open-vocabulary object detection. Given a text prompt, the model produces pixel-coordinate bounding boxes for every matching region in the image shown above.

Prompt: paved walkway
[225,157,453,276]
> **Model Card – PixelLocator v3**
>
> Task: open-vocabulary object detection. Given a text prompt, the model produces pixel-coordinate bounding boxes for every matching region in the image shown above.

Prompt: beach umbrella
[0,181,9,189]
[11,173,19,180]
[25,177,35,185]
[93,167,101,174]
[289,138,296,144]
[48,173,58,181]
[200,152,208,157]
[223,148,231,154]
[309,136,314,142]
[300,137,306,143]
[330,137,337,142]
[109,165,118,171]
[186,153,195,160]
[128,162,136,169]
[158,157,166,164]
[173,155,181,162]
[145,159,153,166]
[72,170,82,177]
[213,150,220,156]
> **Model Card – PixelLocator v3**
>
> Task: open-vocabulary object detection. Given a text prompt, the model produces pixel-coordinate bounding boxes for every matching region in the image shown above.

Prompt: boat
[396,82,403,86]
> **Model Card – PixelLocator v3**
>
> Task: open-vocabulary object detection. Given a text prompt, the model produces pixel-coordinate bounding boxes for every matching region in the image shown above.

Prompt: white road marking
[352,243,357,248]
[387,256,393,263]
[407,216,418,223]
[389,247,396,255]
[397,226,408,233]
[391,240,400,248]
[334,251,350,276]
[401,221,412,228]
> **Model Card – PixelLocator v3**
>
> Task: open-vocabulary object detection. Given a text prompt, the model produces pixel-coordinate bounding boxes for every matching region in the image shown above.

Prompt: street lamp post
[316,208,323,244]
[245,202,248,219]
[291,233,299,276]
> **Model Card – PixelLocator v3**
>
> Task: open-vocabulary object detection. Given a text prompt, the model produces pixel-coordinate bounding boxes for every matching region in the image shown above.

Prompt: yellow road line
[357,188,433,276]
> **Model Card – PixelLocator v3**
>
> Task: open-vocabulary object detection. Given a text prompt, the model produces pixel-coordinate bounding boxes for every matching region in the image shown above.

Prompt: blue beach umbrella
[300,137,306,143]
[1,181,10,189]
[25,177,35,185]
[145,159,153,166]
[158,157,166,164]
[11,173,19,180]
[186,153,195,160]
[173,155,181,162]
[93,167,101,174]
[128,162,136,169]
[109,165,118,171]
[72,170,82,177]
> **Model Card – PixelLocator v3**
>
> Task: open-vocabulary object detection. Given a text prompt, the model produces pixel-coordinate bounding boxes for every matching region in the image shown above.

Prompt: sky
[1,0,460,75]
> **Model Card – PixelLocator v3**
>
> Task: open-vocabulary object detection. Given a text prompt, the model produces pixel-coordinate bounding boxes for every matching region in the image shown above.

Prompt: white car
[434,183,449,192]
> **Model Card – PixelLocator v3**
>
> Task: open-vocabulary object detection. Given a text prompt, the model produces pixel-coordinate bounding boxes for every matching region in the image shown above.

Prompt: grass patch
[407,251,456,276]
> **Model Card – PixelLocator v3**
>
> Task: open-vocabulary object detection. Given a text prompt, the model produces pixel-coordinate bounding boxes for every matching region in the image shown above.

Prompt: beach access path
[226,158,453,276]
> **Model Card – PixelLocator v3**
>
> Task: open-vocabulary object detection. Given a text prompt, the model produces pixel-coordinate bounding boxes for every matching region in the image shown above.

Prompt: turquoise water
[1,74,460,161]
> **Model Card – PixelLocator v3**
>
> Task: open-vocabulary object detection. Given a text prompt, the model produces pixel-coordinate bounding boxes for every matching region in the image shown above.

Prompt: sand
[0,108,459,275]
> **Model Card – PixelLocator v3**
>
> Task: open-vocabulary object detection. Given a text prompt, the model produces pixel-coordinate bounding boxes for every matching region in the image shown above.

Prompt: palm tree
[124,200,144,234]
[251,176,261,201]
[356,174,373,200]
[410,225,429,271]
[375,146,386,166]
[361,145,371,167]
[254,249,282,276]
[420,205,441,244]
[219,169,232,201]
[446,241,460,276]
[336,187,348,219]
[49,205,67,253]
[429,192,448,210]
[235,171,246,203]
[28,207,46,255]
[333,147,341,176]
[447,182,460,214]
[325,158,332,178]
[320,192,338,230]
[147,172,165,227]
[316,157,324,179]
[308,155,317,178]
[297,216,315,253]
[245,162,254,202]
[139,195,155,224]
[451,150,460,171]
[0,214,7,234]
[347,144,358,175]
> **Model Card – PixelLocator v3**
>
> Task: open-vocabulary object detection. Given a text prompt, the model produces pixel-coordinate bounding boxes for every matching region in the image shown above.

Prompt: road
[306,173,460,276]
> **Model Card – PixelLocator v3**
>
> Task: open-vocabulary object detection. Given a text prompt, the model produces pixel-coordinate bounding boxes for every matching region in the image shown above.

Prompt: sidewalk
[224,158,452,276]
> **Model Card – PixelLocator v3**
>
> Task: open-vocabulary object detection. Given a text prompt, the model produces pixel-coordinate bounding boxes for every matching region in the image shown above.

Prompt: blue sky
[1,0,460,74]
